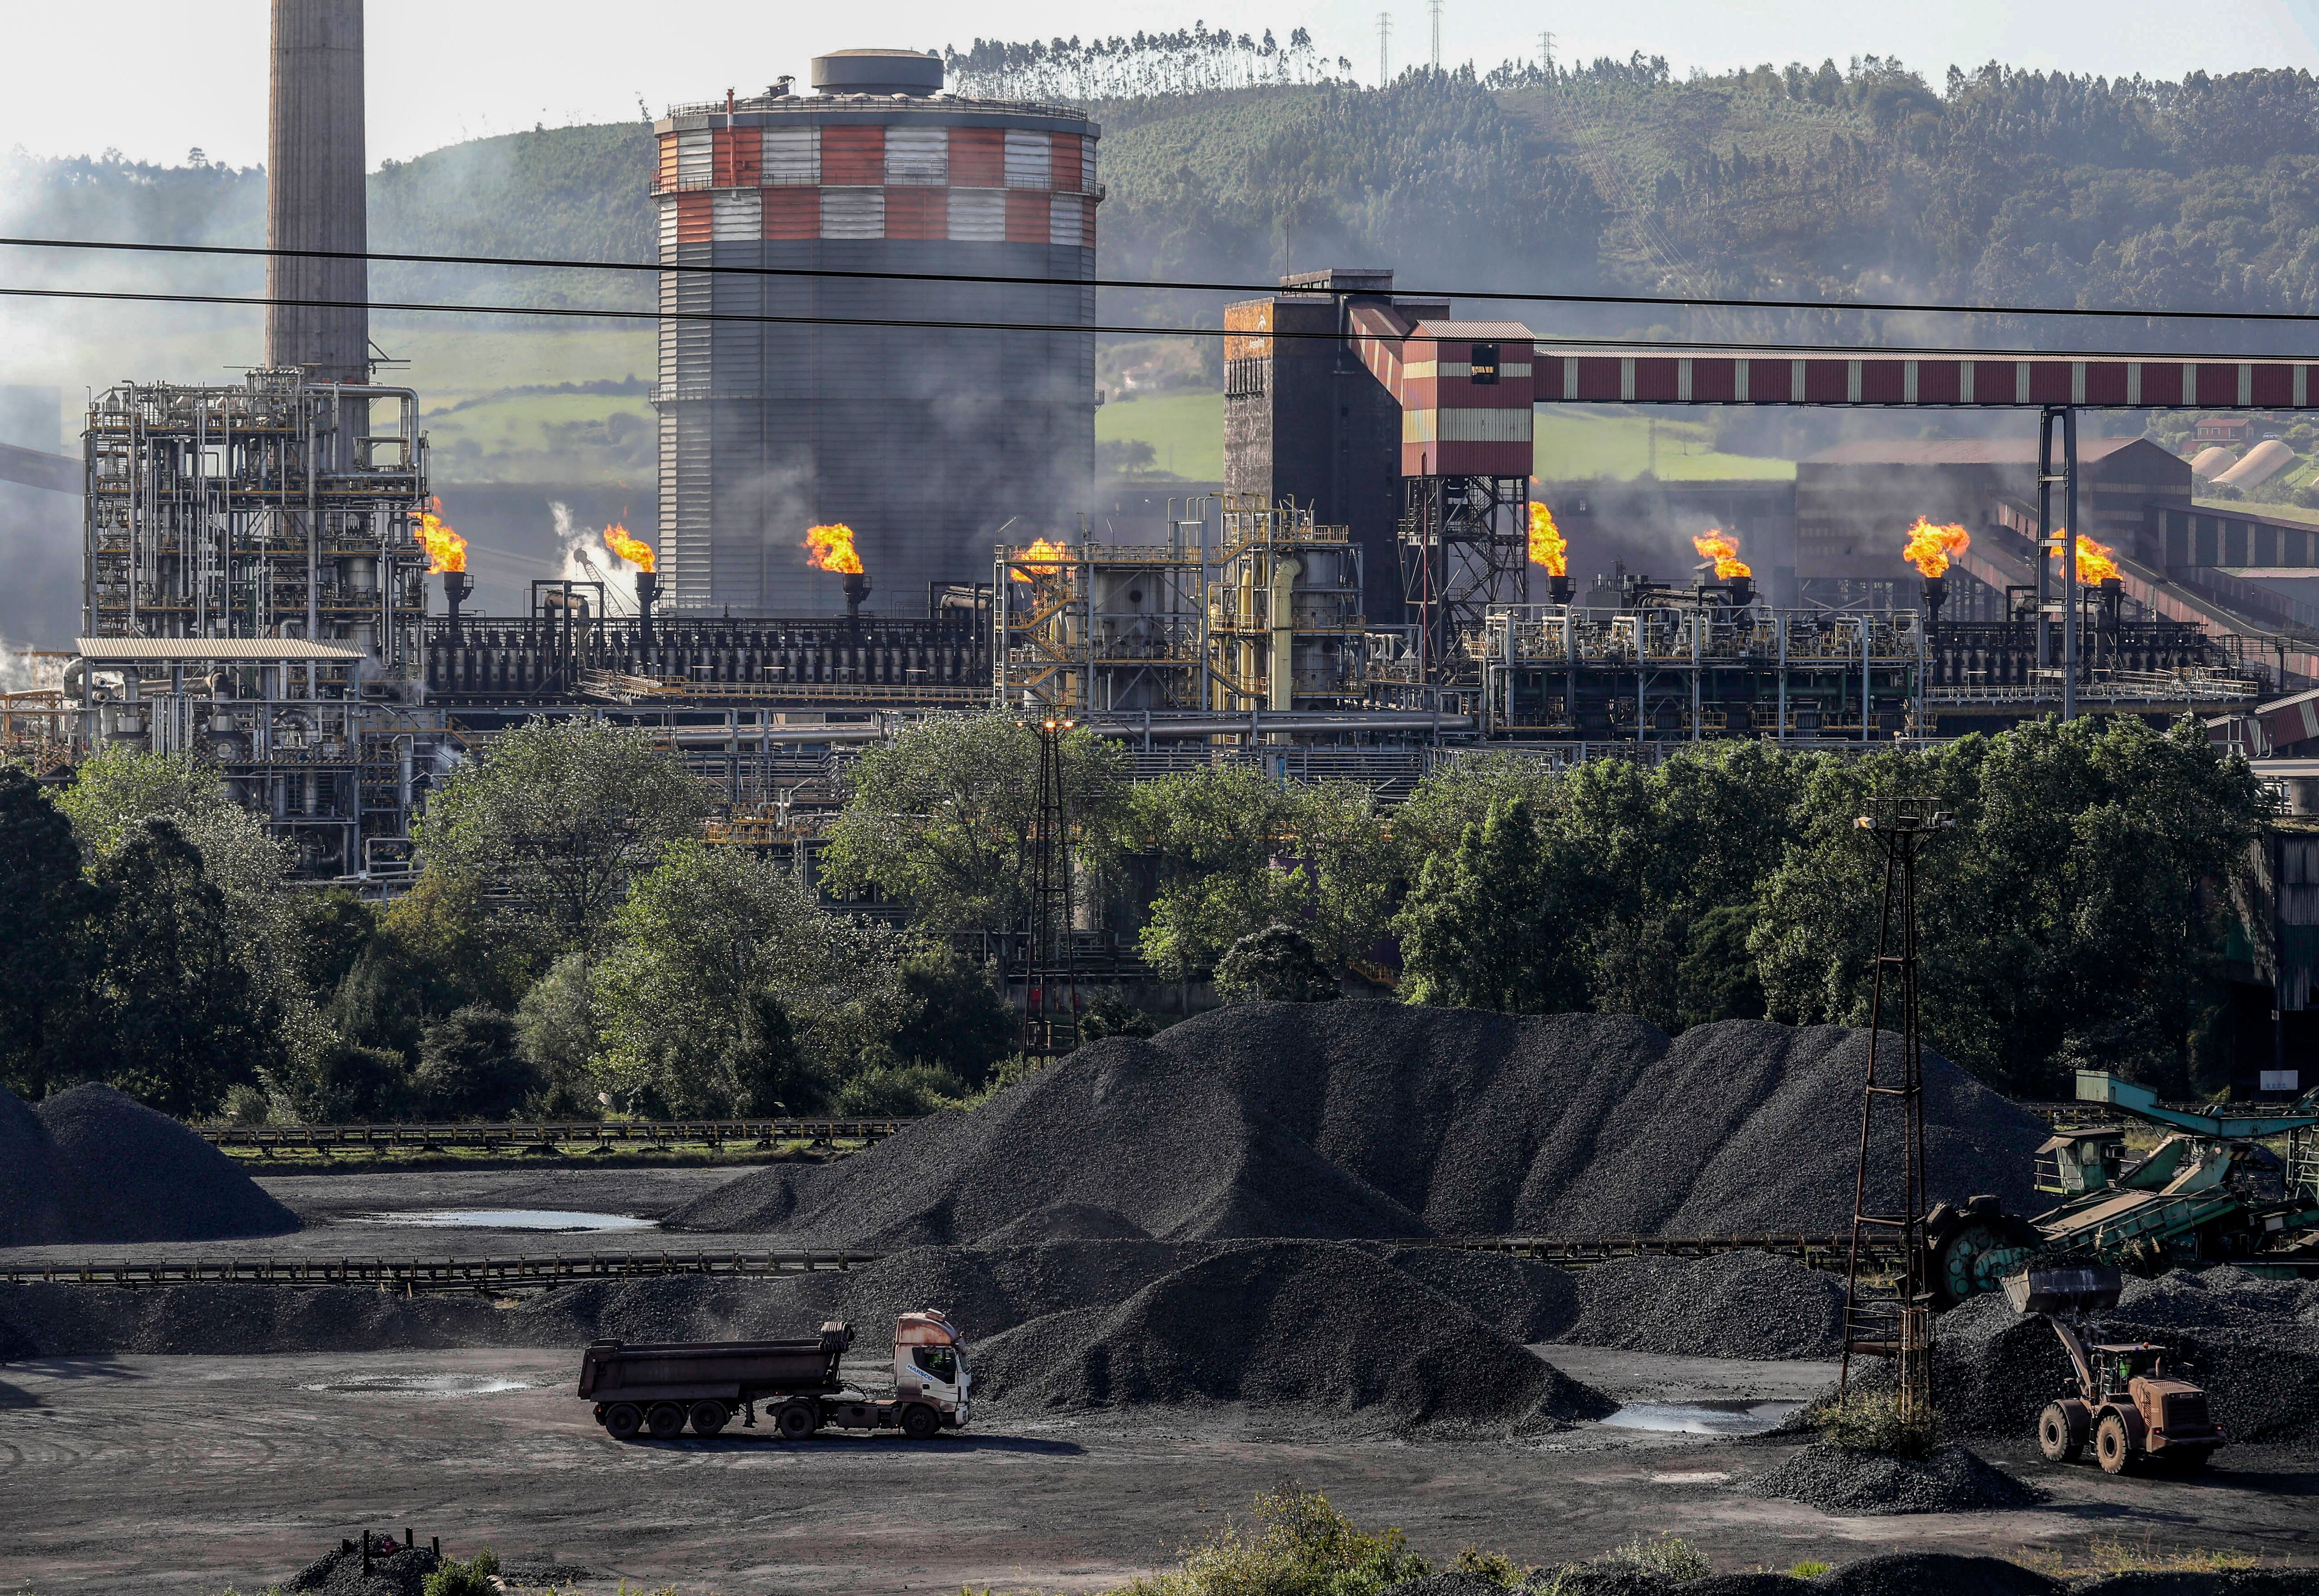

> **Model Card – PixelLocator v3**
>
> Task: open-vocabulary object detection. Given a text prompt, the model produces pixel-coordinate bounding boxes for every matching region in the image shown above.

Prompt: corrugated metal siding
[950,128,1005,186]
[1051,134,1082,192]
[1004,190,1048,242]
[763,128,818,184]
[1049,192,1092,248]
[729,127,762,186]
[1003,129,1052,188]
[820,188,884,239]
[656,197,678,257]
[762,189,819,239]
[676,129,712,186]
[885,188,946,239]
[948,188,1006,241]
[820,127,884,185]
[674,192,712,244]
[1081,135,1098,186]
[711,191,761,241]
[657,133,679,191]
[884,127,946,184]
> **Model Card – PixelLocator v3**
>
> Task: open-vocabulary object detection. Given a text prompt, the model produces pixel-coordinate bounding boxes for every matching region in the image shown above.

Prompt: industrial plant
[13,0,2319,892]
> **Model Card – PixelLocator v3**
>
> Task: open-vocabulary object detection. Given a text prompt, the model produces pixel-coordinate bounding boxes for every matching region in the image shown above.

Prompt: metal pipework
[441,570,473,645]
[842,570,871,622]
[1921,576,1948,625]
[635,570,660,645]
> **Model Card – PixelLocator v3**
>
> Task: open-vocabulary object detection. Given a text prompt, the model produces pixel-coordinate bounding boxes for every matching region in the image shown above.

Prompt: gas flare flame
[1009,537,1070,583]
[1692,529,1751,580]
[2071,532,2121,585]
[416,500,466,574]
[1527,503,1568,575]
[803,523,864,575]
[602,523,655,573]
[1902,517,1971,579]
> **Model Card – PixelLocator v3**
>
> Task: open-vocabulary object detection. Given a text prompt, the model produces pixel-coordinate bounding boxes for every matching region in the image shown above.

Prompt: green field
[1097,391,1226,481]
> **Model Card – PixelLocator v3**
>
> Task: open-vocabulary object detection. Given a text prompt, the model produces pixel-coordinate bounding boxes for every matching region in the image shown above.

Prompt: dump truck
[577,1311,970,1442]
[2005,1263,2224,1474]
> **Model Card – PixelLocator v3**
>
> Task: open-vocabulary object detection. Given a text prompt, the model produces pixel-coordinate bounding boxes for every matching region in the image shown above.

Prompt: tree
[1079,988,1158,1040]
[0,768,96,1101]
[414,1006,538,1119]
[515,950,603,1116]
[1213,923,1339,1004]
[818,713,1127,936]
[591,842,902,1115]
[413,718,709,948]
[885,943,1017,1087]
[78,818,273,1117]
[1396,799,1583,1013]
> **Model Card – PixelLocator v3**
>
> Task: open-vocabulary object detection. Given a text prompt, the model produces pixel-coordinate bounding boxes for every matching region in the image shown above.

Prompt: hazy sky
[6,1,2319,169]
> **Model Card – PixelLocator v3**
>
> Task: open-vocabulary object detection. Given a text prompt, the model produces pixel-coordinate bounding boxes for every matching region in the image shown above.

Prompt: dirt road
[4,1348,2312,1593]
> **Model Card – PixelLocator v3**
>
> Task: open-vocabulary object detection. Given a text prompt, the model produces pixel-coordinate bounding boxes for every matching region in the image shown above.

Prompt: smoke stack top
[811,49,943,96]
[266,0,367,385]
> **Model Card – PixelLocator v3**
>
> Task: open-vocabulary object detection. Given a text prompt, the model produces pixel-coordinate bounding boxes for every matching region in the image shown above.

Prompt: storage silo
[653,50,1100,615]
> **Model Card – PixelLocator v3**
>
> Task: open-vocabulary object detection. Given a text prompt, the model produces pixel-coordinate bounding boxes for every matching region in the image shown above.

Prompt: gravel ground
[1558,1253,1846,1359]
[1372,1245,1583,1342]
[1742,1442,2046,1515]
[1,1083,300,1246]
[666,1005,2045,1246]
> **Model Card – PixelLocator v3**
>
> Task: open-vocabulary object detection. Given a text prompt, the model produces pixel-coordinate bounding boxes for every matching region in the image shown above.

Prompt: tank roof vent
[812,49,943,96]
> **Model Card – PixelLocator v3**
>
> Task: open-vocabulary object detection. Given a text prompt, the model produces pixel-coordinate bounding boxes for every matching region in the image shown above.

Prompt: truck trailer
[577,1311,970,1442]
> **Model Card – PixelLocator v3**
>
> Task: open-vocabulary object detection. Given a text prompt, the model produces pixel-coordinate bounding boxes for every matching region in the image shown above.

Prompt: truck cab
[895,1310,971,1427]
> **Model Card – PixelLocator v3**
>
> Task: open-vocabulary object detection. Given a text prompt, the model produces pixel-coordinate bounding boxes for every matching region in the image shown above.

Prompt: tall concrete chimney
[265,0,368,387]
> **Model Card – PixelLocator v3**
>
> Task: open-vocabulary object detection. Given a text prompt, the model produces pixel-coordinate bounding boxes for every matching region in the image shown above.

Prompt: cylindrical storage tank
[653,50,1100,616]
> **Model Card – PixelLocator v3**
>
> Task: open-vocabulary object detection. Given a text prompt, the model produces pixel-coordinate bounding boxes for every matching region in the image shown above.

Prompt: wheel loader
[2003,1263,2224,1474]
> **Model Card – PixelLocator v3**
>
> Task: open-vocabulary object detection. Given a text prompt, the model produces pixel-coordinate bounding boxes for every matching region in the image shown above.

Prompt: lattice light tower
[1020,713,1080,1056]
[1838,795,1954,1422]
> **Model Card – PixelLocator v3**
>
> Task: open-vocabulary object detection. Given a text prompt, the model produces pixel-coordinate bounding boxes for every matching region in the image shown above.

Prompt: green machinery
[1926,1070,2319,1305]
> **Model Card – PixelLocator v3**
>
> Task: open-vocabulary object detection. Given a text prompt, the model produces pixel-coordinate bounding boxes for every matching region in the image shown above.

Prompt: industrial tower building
[653,49,1101,615]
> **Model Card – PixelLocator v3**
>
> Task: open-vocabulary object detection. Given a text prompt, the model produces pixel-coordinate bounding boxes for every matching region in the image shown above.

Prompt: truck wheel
[689,1401,729,1437]
[604,1404,642,1441]
[2037,1401,2087,1463]
[900,1404,941,1442]
[775,1402,817,1441]
[647,1402,686,1440]
[2095,1411,2133,1475]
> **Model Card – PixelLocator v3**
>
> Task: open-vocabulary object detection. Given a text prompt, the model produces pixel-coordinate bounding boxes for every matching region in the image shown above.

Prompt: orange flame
[1527,503,1568,575]
[415,500,466,574]
[1008,537,1070,583]
[602,523,655,573]
[1902,517,1971,579]
[2071,532,2121,585]
[1692,529,1751,580]
[803,523,864,575]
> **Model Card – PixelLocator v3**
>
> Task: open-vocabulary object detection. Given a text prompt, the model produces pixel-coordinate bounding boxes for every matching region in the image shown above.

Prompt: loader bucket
[2001,1263,2123,1315]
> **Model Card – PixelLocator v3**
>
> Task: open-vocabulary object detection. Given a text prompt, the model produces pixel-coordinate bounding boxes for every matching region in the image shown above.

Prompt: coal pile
[0,1085,69,1246]
[1915,1283,2319,1448]
[670,1004,2044,1247]
[283,1536,442,1595]
[968,1240,1614,1437]
[0,1283,501,1358]
[1742,1442,2044,1515]
[1371,1246,1581,1344]
[0,1082,299,1246]
[1557,1252,1844,1359]
[1811,1554,2059,1595]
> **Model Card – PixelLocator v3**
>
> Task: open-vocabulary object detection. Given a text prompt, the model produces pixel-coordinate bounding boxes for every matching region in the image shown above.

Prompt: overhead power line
[0,231,2308,331]
[4,279,2315,365]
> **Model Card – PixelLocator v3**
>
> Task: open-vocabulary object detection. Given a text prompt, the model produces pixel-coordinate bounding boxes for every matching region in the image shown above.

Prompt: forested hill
[9,46,2319,345]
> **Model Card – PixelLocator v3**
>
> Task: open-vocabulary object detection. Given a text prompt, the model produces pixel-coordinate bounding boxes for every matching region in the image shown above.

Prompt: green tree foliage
[0,769,96,1101]
[819,714,1127,936]
[885,943,1018,1087]
[304,1037,415,1123]
[1396,798,1582,1013]
[1119,768,1392,979]
[1754,716,2267,1096]
[414,1006,538,1119]
[514,950,602,1116]
[412,719,708,949]
[1080,988,1159,1040]
[591,842,904,1115]
[1213,923,1339,1004]
[77,819,272,1116]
